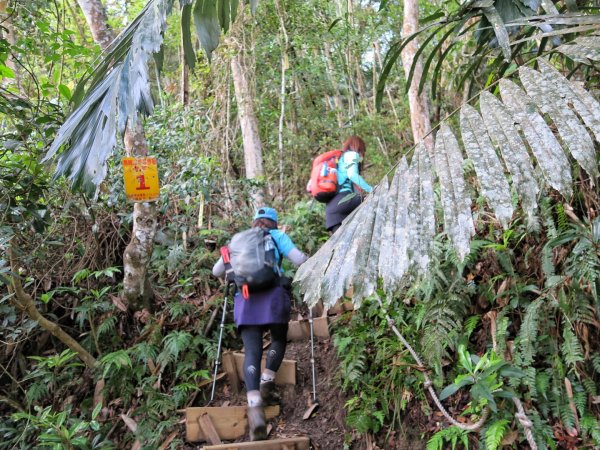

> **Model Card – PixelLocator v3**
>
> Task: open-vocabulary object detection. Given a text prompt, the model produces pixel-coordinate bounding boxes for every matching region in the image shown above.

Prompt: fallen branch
[8,245,98,370]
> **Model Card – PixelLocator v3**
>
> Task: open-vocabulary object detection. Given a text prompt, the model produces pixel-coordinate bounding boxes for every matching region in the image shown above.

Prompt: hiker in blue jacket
[325,135,372,233]
[212,207,308,441]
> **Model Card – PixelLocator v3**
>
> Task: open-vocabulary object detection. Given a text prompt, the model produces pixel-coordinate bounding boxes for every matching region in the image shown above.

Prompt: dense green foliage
[0,0,599,448]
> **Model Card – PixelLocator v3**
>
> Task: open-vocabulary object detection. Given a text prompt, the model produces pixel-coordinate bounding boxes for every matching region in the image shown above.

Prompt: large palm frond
[376,3,600,109]
[295,56,600,308]
[44,0,246,197]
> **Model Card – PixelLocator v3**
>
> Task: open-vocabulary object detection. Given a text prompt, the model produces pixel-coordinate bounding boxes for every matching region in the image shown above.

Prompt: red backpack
[308,149,343,203]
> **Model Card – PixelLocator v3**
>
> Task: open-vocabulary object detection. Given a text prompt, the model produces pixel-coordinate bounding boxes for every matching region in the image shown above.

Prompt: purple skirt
[233,286,291,327]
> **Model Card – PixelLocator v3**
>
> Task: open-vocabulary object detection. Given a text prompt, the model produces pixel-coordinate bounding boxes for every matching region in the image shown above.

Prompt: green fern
[560,326,584,372]
[484,419,509,450]
[463,315,480,339]
[96,315,116,338]
[555,203,568,232]
[157,331,192,367]
[580,414,600,445]
[540,197,558,240]
[100,350,132,379]
[535,371,550,401]
[426,426,469,450]
[515,300,543,367]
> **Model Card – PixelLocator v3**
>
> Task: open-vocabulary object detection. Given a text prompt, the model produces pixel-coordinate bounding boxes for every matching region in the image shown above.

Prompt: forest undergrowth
[2,169,599,449]
[1,1,600,449]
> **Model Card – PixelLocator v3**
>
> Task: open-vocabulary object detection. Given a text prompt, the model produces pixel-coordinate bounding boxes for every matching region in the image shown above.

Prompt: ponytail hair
[342,135,366,157]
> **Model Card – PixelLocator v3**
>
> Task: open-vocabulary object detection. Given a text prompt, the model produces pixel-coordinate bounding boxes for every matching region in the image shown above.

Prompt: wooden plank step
[232,352,296,386]
[186,405,280,442]
[326,299,354,315]
[287,316,329,341]
[201,436,310,450]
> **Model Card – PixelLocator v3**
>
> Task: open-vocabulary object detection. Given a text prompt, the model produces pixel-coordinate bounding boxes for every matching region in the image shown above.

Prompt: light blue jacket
[337,151,372,194]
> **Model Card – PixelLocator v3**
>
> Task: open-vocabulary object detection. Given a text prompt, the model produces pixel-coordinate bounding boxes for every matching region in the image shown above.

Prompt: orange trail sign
[122,157,160,202]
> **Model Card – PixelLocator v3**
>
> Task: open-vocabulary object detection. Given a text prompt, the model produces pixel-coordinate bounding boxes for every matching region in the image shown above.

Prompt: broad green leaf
[0,64,15,79]
[556,36,600,64]
[58,84,72,100]
[406,144,436,274]
[498,366,526,378]
[499,79,573,198]
[439,376,474,400]
[460,104,513,228]
[434,124,475,261]
[181,2,196,68]
[482,7,511,61]
[479,91,539,228]
[471,381,497,411]
[194,0,221,61]
[519,66,598,179]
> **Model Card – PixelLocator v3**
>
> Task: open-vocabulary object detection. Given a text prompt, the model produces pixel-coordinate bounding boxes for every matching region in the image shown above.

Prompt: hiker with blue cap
[212,207,308,441]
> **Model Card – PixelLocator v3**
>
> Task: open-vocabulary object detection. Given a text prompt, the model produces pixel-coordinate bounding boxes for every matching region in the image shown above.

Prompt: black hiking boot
[260,381,281,406]
[247,405,267,441]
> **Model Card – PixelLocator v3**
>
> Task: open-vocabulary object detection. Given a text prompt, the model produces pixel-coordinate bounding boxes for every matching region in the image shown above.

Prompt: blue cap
[253,207,278,223]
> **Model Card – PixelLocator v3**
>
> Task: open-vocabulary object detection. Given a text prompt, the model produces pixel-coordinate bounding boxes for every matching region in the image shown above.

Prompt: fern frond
[157,331,192,367]
[97,315,117,338]
[485,419,510,450]
[464,315,480,339]
[515,300,543,366]
[561,326,584,372]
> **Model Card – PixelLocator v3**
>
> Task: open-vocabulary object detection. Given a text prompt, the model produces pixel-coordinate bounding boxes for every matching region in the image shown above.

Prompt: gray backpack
[227,228,279,298]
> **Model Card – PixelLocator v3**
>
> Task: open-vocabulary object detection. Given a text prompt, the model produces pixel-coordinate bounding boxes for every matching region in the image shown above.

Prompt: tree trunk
[75,0,113,50]
[323,43,345,128]
[76,0,156,311]
[274,0,289,201]
[401,0,433,152]
[122,122,157,311]
[181,38,190,105]
[231,53,265,207]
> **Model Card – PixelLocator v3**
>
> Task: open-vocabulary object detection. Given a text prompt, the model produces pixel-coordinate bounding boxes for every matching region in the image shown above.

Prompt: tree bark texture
[75,0,113,50]
[274,0,289,201]
[231,53,265,207]
[122,122,157,310]
[401,0,434,152]
[77,0,156,311]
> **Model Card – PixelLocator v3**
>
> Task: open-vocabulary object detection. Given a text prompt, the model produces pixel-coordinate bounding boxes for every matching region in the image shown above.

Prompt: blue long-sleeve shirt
[337,150,372,193]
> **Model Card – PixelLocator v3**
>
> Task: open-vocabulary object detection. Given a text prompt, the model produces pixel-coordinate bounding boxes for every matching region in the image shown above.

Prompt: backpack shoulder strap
[264,228,283,269]
[220,246,235,282]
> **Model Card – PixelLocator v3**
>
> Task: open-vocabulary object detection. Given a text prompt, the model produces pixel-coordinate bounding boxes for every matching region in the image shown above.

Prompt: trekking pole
[210,281,230,402]
[308,306,319,406]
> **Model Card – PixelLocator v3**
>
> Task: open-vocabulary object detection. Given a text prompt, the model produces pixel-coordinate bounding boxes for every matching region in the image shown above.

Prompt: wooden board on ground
[198,413,222,445]
[232,352,296,385]
[287,316,329,341]
[186,405,280,442]
[201,436,310,450]
[327,299,354,316]
[222,351,240,393]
